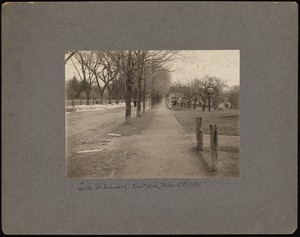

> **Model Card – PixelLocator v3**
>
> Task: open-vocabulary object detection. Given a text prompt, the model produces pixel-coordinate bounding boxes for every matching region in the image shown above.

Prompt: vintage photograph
[65,50,240,179]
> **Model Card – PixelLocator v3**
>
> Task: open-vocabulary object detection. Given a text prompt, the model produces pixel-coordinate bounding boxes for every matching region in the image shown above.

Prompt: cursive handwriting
[78,180,202,191]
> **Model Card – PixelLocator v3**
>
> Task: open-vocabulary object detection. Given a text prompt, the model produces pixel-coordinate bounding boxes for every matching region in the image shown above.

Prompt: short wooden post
[93,99,94,105]
[196,117,203,151]
[210,125,218,172]
[72,99,74,108]
[80,99,82,105]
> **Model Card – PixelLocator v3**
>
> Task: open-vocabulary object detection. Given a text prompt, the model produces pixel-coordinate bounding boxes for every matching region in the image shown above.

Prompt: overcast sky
[167,50,239,86]
[65,50,239,86]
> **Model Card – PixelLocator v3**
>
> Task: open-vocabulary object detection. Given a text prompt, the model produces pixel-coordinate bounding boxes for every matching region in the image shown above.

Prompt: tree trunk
[142,76,146,113]
[208,96,211,111]
[107,87,112,104]
[125,51,133,124]
[136,66,143,117]
[202,101,206,111]
[193,99,196,109]
[210,125,218,172]
[85,87,90,105]
[137,87,142,117]
[196,117,203,151]
[142,91,146,113]
[86,95,90,105]
[125,81,132,124]
[95,79,104,105]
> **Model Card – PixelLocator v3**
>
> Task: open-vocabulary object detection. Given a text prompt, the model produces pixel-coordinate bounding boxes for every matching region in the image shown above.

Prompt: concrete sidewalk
[112,101,215,178]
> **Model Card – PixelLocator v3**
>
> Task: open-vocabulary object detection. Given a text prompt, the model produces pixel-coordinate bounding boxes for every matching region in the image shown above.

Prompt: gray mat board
[2,2,298,234]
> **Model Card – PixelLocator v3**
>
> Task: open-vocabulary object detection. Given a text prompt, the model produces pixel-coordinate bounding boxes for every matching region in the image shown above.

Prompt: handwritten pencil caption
[78,180,202,191]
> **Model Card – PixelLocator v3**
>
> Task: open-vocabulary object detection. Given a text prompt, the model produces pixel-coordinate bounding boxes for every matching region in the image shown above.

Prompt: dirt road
[67,106,126,152]
[66,101,239,179]
[66,105,137,178]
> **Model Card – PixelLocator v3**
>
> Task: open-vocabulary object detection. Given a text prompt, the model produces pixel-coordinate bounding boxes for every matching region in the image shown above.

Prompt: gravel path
[112,101,215,178]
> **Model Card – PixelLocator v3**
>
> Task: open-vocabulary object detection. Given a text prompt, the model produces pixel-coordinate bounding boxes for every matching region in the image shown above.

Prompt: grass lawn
[172,106,240,136]
[200,146,240,177]
[109,108,156,136]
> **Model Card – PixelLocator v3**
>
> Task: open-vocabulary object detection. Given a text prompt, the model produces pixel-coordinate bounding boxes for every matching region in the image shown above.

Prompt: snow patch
[76,149,104,153]
[66,103,126,113]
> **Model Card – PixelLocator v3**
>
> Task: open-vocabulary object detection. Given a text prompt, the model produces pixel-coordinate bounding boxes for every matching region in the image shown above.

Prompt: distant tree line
[175,76,240,111]
[65,50,175,123]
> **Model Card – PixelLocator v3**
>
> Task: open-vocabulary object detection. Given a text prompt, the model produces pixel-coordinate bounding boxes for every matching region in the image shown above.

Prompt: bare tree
[175,76,227,111]
[142,60,152,113]
[190,79,202,109]
[70,51,96,105]
[198,75,227,111]
[110,75,125,104]
[102,50,177,123]
[151,67,171,104]
[136,51,147,117]
[106,51,142,123]
[81,51,120,105]
[177,80,193,108]
[142,51,177,110]
[65,51,77,64]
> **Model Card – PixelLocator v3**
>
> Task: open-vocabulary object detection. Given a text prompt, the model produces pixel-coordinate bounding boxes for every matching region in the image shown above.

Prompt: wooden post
[72,99,74,108]
[210,125,218,172]
[80,99,82,105]
[196,117,203,151]
[93,99,94,105]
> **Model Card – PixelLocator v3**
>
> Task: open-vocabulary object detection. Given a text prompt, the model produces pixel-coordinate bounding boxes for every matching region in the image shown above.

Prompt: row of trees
[65,50,175,123]
[174,76,240,111]
[66,76,117,101]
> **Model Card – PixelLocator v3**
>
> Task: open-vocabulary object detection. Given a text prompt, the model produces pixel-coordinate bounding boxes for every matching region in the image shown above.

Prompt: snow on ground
[66,102,152,113]
[67,102,126,113]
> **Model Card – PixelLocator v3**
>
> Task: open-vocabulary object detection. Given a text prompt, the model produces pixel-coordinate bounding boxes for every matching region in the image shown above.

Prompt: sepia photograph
[3,2,297,234]
[65,50,240,179]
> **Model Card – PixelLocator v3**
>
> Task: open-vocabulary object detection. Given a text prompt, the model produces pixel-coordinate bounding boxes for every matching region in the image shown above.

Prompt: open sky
[167,50,240,86]
[65,50,239,86]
